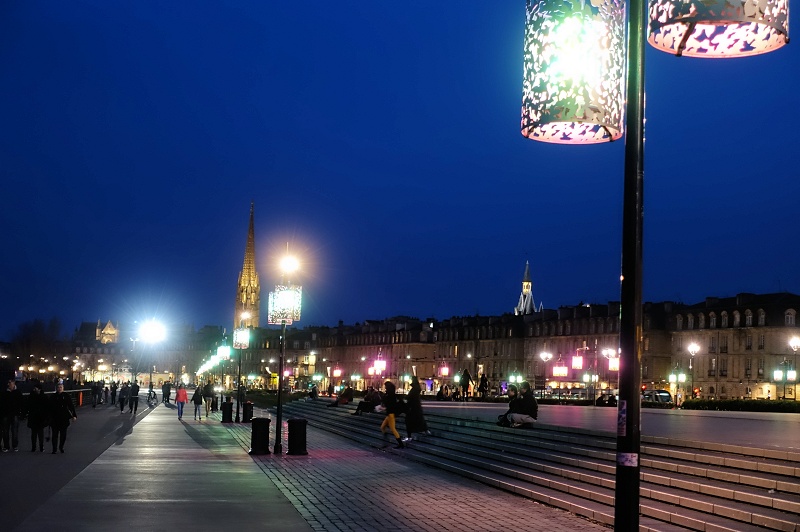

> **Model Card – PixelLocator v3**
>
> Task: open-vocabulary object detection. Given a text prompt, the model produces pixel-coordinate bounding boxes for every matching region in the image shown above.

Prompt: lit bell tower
[235,202,260,328]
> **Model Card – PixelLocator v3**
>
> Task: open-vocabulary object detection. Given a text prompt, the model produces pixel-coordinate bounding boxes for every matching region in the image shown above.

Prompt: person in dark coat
[497,381,538,428]
[1,378,24,452]
[26,382,48,452]
[404,376,429,441]
[118,382,129,412]
[110,381,118,405]
[496,384,519,427]
[379,381,404,449]
[460,369,474,401]
[129,381,140,414]
[202,381,215,417]
[191,385,204,420]
[478,374,489,401]
[49,381,77,453]
[327,385,354,407]
[506,381,538,427]
[352,386,382,415]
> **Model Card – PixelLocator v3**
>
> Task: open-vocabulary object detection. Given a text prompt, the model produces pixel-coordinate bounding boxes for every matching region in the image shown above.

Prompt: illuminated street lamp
[268,249,302,455]
[539,352,553,389]
[522,0,787,526]
[687,342,699,399]
[140,319,166,391]
[234,312,251,422]
[790,337,800,401]
[668,367,686,405]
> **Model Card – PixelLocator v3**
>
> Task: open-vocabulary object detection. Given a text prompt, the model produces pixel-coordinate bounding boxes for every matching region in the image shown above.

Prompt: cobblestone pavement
[224,408,609,532]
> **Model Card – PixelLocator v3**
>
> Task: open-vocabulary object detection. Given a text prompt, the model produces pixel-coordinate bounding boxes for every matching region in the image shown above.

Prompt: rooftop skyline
[2,2,799,341]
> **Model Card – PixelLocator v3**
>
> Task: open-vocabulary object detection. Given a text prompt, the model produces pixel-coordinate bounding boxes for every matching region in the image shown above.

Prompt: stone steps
[283,400,800,531]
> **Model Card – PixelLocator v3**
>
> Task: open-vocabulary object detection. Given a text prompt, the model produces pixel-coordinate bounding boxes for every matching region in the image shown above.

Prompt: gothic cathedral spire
[235,202,260,329]
[514,261,540,315]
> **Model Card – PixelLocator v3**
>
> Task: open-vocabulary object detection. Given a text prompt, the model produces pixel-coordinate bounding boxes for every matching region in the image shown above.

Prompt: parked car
[642,389,673,408]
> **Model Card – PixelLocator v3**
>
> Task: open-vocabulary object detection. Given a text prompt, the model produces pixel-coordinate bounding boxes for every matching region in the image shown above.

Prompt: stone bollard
[249,417,271,455]
[287,418,308,455]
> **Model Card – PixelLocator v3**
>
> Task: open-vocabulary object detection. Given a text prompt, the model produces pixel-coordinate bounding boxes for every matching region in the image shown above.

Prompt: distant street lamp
[268,249,302,455]
[234,312,251,422]
[687,342,699,398]
[790,337,800,401]
[539,351,553,391]
[140,319,166,391]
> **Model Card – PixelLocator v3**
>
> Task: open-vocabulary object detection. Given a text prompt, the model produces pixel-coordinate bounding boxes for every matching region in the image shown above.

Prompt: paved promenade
[5,397,608,532]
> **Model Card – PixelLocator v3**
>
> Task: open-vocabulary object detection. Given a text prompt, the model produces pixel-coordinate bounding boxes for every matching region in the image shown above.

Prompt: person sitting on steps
[352,386,382,415]
[497,381,538,428]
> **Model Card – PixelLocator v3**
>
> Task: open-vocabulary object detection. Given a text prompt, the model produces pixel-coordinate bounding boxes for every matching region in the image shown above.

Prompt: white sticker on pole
[617,452,638,467]
[617,399,627,436]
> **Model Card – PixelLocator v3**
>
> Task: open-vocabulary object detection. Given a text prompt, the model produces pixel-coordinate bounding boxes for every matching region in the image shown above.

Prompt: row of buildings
[4,287,799,403]
[2,205,797,402]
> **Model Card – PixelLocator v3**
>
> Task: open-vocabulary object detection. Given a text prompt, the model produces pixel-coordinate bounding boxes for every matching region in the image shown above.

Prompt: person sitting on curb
[498,381,538,428]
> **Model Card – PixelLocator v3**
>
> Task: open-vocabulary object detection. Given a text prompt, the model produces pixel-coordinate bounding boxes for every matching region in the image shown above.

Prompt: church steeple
[514,261,540,315]
[235,202,260,328]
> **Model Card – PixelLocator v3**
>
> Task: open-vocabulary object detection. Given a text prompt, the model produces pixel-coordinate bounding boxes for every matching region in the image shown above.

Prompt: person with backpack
[379,380,404,449]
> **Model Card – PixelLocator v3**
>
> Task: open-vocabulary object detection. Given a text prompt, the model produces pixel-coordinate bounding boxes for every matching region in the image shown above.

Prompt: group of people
[334,376,538,448]
[434,370,490,402]
[1,379,77,454]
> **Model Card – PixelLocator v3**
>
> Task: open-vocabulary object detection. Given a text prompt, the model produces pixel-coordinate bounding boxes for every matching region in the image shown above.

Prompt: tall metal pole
[614,0,645,526]
[235,343,242,422]
[274,320,286,454]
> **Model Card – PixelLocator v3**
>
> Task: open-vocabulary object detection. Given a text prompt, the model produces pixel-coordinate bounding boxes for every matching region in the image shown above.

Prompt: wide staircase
[281,399,800,532]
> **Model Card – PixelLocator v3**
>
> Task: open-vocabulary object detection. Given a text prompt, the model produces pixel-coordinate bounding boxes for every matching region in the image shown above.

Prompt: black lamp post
[520,0,787,525]
[268,251,301,455]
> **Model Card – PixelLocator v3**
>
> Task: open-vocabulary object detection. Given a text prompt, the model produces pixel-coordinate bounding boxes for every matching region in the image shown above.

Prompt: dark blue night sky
[2,1,798,339]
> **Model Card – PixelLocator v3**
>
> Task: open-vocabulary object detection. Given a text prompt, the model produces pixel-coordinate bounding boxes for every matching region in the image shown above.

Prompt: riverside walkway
[5,397,607,532]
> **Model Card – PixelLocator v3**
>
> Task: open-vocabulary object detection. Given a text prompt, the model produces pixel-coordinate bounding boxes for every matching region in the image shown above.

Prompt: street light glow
[139,320,166,344]
[280,255,299,274]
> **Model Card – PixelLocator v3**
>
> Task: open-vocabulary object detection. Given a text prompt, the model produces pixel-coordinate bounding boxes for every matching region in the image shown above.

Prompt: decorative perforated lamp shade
[267,284,302,325]
[648,0,789,57]
[521,0,625,143]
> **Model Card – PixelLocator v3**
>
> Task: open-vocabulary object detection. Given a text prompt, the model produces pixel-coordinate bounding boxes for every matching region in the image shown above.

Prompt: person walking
[478,374,489,401]
[26,382,48,452]
[110,381,118,406]
[191,385,204,420]
[202,381,214,418]
[103,386,110,405]
[91,382,100,408]
[379,380,404,449]
[1,378,23,452]
[175,384,188,420]
[129,381,140,414]
[404,376,429,441]
[118,382,129,413]
[49,381,77,454]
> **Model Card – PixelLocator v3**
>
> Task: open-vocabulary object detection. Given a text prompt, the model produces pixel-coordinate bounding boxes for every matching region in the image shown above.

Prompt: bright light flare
[139,320,166,344]
[280,255,299,274]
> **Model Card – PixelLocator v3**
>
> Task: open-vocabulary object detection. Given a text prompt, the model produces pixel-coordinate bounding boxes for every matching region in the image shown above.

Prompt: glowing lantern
[572,355,584,370]
[648,0,789,57]
[521,0,625,143]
